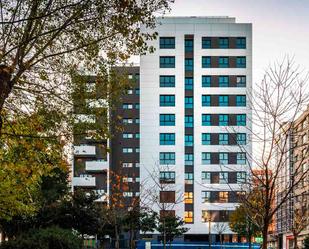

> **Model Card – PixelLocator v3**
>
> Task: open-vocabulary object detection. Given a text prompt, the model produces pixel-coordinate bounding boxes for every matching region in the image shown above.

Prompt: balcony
[74,145,96,156]
[94,189,108,202]
[85,160,109,172]
[73,175,96,187]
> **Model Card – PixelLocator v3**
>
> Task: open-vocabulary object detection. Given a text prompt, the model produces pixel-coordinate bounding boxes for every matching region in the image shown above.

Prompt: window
[237,153,246,164]
[122,163,133,168]
[236,37,246,49]
[135,148,140,153]
[135,163,140,167]
[219,37,229,48]
[202,37,211,48]
[185,77,193,90]
[185,135,193,147]
[127,89,133,94]
[135,118,140,124]
[236,114,246,126]
[219,95,229,106]
[237,172,246,183]
[219,192,229,203]
[160,37,175,49]
[123,147,133,153]
[160,76,175,87]
[219,76,229,87]
[185,59,194,71]
[160,56,175,68]
[123,103,133,109]
[201,172,211,184]
[236,57,246,68]
[185,97,193,108]
[201,191,211,203]
[160,114,175,126]
[219,172,228,184]
[236,76,246,87]
[128,74,133,79]
[184,211,193,223]
[123,192,133,197]
[185,173,194,184]
[202,95,211,106]
[185,40,193,52]
[202,114,211,126]
[219,134,229,145]
[184,192,193,204]
[219,57,229,68]
[219,152,228,164]
[236,95,246,106]
[160,152,176,165]
[202,133,211,145]
[135,88,140,94]
[123,133,133,139]
[219,114,229,126]
[160,171,175,183]
[202,76,211,87]
[202,152,211,164]
[123,118,133,124]
[185,153,194,166]
[202,56,211,68]
[135,103,140,109]
[237,133,246,145]
[160,95,175,106]
[135,74,140,80]
[135,133,140,139]
[123,177,133,183]
[160,133,175,145]
[185,115,194,128]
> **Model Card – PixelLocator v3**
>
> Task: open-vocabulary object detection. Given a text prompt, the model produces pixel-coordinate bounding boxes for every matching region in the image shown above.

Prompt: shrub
[0,226,82,249]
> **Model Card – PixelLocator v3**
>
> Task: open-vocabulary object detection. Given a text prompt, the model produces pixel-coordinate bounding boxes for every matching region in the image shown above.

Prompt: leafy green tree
[140,210,158,235]
[303,236,309,249]
[229,205,260,249]
[157,215,189,249]
[0,226,83,249]
[0,0,173,133]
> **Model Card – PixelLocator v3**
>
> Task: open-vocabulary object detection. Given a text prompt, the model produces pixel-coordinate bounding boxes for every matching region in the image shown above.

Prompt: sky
[165,0,309,84]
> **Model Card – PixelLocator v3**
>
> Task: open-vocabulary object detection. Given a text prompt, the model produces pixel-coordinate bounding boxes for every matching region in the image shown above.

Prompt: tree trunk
[163,219,166,249]
[0,65,13,134]
[262,225,268,249]
[293,235,298,249]
[115,225,120,249]
[220,234,222,249]
[247,235,252,249]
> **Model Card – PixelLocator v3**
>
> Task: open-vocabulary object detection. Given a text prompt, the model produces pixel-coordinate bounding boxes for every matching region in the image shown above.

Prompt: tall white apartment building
[140,17,252,241]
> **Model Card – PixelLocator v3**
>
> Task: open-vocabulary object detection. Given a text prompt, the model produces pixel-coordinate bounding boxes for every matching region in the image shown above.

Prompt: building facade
[72,16,253,241]
[276,107,309,249]
[140,17,252,241]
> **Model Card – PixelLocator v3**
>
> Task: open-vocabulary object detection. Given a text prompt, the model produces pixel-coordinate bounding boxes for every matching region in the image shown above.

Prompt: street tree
[214,222,229,249]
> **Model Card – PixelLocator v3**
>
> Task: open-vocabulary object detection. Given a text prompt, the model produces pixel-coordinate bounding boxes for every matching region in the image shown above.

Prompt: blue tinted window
[202,95,211,106]
[236,76,246,87]
[202,114,211,126]
[219,95,229,106]
[160,133,175,145]
[185,115,193,128]
[202,152,211,164]
[185,59,194,71]
[160,152,175,164]
[160,37,175,49]
[160,95,175,106]
[219,57,229,68]
[185,135,193,147]
[185,39,193,52]
[236,37,246,49]
[236,57,246,68]
[202,56,211,68]
[236,114,246,126]
[160,56,175,68]
[219,76,229,87]
[237,153,246,164]
[202,76,212,87]
[202,133,211,145]
[160,114,175,126]
[185,77,193,90]
[219,114,229,126]
[237,133,246,145]
[160,75,175,87]
[185,97,193,108]
[236,95,246,106]
[219,152,228,164]
[219,134,229,145]
[202,37,211,48]
[185,153,194,166]
[219,38,229,48]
